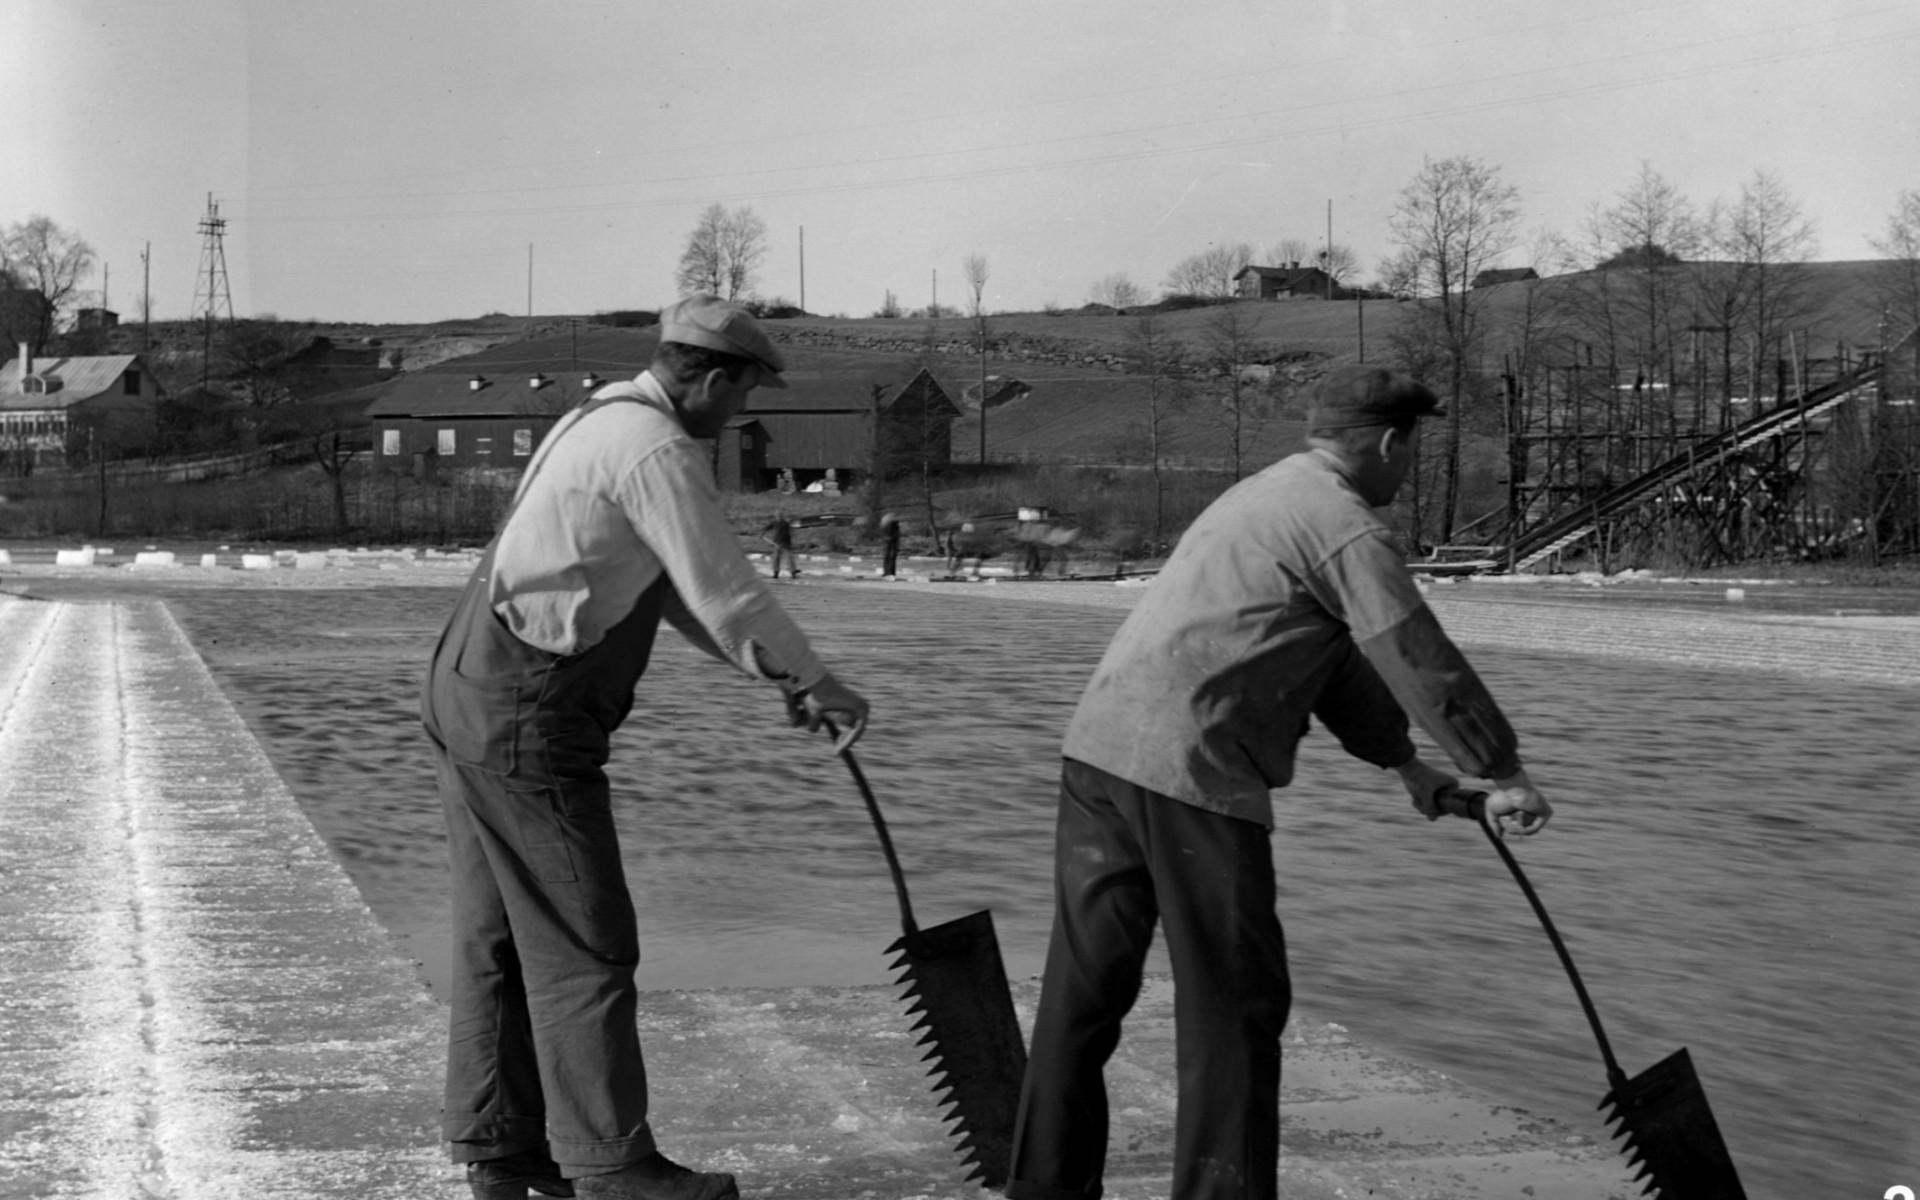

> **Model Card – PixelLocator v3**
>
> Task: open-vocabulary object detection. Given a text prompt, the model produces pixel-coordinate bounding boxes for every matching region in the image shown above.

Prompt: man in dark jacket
[1007,365,1551,1200]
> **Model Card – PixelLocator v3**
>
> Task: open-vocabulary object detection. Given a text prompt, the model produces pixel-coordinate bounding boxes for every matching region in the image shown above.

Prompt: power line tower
[191,193,234,326]
[191,193,234,390]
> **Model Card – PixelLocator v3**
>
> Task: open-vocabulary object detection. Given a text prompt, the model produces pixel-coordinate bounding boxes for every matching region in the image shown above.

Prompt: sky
[3,0,1916,325]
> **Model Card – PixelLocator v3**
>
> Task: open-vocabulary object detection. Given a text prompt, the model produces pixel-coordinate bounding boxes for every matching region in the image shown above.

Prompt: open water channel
[160,579,1917,1200]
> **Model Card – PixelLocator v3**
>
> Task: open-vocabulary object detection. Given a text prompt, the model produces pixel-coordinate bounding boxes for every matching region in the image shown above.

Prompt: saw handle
[1448,789,1630,1094]
[822,718,920,938]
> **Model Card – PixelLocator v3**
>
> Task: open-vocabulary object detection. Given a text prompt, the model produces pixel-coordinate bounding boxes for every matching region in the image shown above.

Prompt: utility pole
[931,268,937,316]
[799,226,806,314]
[1325,198,1334,300]
[527,244,533,319]
[141,242,151,350]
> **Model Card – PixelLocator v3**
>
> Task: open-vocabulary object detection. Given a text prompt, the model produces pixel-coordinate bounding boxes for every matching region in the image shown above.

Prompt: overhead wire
[242,6,1920,225]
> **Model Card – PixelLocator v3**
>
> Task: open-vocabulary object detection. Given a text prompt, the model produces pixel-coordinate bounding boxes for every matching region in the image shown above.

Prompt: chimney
[469,374,488,392]
[17,342,28,377]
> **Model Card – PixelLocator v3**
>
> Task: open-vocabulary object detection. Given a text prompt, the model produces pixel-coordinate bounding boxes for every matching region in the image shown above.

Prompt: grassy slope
[259,259,1909,472]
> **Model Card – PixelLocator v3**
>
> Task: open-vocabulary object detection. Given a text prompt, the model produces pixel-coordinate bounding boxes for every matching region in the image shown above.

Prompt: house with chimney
[0,342,165,472]
[1234,262,1334,300]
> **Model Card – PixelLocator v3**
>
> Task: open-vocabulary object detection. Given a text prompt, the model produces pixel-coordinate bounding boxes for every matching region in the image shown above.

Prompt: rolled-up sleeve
[616,439,828,690]
[1308,528,1522,780]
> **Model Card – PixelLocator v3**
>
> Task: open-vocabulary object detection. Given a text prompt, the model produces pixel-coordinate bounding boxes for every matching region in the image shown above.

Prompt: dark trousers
[436,754,654,1174]
[1009,759,1290,1200]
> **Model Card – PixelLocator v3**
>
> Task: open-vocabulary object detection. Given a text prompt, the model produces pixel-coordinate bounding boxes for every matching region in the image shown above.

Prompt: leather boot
[467,1148,575,1200]
[574,1152,738,1200]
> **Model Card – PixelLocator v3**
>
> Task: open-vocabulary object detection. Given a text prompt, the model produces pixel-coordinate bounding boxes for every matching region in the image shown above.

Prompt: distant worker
[423,296,870,1200]
[1041,522,1080,578]
[762,511,799,579]
[879,512,902,577]
[1017,518,1049,578]
[1008,365,1553,1200]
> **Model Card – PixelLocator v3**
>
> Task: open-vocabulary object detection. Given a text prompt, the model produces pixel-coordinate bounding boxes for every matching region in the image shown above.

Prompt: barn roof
[368,326,956,420]
[1234,264,1328,283]
[364,372,584,419]
[0,353,154,411]
[1471,267,1540,288]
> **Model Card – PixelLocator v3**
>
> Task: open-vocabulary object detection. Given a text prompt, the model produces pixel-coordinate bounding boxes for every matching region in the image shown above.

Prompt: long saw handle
[823,718,919,938]
[1442,789,1630,1093]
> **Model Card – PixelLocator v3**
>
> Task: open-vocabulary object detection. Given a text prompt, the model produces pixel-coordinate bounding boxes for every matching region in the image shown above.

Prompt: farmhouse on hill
[0,342,165,472]
[1471,266,1541,289]
[1234,263,1333,300]
[363,326,961,490]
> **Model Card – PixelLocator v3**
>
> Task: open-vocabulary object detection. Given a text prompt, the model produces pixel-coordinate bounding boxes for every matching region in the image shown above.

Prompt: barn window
[438,428,456,456]
[382,429,400,456]
[475,436,493,455]
[123,370,141,395]
[513,428,532,456]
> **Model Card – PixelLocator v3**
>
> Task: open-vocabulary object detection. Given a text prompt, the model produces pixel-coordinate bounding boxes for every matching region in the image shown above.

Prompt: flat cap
[1307,365,1443,429]
[659,295,788,388]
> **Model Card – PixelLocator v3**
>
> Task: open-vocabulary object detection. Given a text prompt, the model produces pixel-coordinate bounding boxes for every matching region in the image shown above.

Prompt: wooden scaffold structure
[1487,324,1920,572]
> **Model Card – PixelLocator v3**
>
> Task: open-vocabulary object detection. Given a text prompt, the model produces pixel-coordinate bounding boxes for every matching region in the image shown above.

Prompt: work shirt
[488,371,828,691]
[1063,448,1521,826]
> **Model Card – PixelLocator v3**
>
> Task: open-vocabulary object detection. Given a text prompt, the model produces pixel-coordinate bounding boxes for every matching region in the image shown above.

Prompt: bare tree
[1870,189,1920,339]
[719,208,769,301]
[1316,243,1361,291]
[964,253,990,465]
[675,203,768,300]
[1162,242,1254,298]
[1199,303,1273,480]
[1088,272,1144,313]
[2,215,95,352]
[1597,161,1704,264]
[1388,155,1521,541]
[1569,169,1690,387]
[1117,313,1189,547]
[1267,238,1313,267]
[1696,170,1819,406]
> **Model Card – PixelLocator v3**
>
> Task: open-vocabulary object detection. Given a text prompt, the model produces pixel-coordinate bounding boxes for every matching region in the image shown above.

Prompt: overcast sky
[4,0,1916,324]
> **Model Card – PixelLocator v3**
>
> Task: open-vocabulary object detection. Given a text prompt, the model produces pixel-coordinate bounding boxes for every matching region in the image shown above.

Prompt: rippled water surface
[164,583,1919,1200]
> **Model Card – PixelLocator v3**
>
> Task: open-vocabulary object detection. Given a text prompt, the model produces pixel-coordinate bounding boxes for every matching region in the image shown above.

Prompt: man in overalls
[423,296,871,1200]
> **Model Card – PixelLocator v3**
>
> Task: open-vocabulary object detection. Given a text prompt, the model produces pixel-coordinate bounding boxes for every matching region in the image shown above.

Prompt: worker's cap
[1307,365,1443,429]
[659,295,788,388]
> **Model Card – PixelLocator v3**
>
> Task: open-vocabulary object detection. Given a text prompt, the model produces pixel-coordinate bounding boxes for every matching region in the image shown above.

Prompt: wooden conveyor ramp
[1499,328,1914,572]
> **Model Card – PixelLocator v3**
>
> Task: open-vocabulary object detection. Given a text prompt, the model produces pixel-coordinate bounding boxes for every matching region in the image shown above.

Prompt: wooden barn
[735,363,960,492]
[362,326,961,490]
[363,369,590,478]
